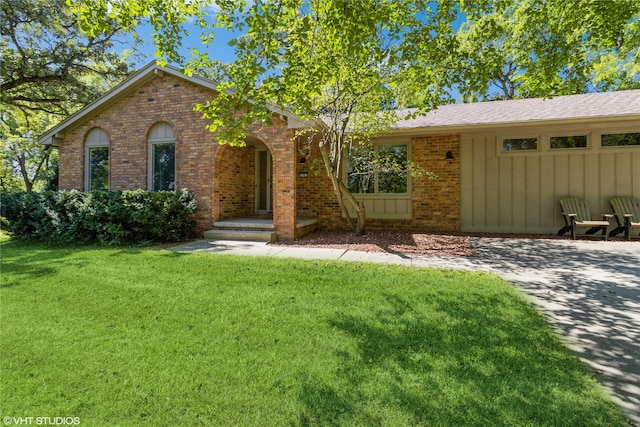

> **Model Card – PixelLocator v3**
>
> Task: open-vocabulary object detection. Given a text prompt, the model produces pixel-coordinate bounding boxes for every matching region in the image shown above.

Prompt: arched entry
[212,136,274,221]
[209,129,308,241]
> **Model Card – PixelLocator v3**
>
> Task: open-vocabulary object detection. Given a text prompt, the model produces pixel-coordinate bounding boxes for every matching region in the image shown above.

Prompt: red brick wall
[247,116,297,239]
[58,70,460,239]
[296,141,343,228]
[296,135,461,232]
[213,145,253,220]
[411,135,461,231]
[59,74,221,231]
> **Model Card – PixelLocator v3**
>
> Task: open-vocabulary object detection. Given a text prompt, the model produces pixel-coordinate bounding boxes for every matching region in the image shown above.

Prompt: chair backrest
[559,198,591,222]
[610,197,640,225]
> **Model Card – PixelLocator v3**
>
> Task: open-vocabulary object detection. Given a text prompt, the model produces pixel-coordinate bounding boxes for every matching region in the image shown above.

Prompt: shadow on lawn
[297,291,625,426]
[466,238,640,424]
[471,238,640,423]
[0,241,188,289]
[0,242,81,288]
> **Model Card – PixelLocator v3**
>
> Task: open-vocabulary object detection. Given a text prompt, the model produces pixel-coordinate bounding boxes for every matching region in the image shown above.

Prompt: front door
[256,149,273,214]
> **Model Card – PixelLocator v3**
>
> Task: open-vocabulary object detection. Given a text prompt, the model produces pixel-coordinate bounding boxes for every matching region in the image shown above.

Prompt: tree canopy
[455,0,640,100]
[66,0,639,233]
[0,0,135,191]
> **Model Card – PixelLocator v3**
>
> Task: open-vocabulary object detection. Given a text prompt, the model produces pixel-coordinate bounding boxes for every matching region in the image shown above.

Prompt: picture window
[347,143,408,195]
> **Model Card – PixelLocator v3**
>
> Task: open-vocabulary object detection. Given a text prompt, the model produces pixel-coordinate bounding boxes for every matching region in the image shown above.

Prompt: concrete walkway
[169,237,640,425]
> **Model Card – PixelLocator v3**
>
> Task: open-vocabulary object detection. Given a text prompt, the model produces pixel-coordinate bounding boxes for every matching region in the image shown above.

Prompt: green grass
[0,238,628,426]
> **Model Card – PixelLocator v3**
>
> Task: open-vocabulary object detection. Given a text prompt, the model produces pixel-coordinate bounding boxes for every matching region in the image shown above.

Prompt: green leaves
[67,0,638,234]
[454,0,640,100]
[1,0,135,190]
[0,189,197,245]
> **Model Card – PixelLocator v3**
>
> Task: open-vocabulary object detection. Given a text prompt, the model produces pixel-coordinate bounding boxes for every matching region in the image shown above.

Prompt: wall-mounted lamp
[445,151,454,161]
[299,157,306,164]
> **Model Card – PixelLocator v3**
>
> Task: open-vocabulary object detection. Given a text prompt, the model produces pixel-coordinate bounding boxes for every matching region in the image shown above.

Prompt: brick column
[271,137,297,240]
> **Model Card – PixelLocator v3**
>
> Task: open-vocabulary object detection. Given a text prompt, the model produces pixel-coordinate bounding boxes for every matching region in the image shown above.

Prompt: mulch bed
[269,229,579,257]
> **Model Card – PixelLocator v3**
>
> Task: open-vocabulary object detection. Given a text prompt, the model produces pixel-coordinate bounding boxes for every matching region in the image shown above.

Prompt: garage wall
[460,120,640,233]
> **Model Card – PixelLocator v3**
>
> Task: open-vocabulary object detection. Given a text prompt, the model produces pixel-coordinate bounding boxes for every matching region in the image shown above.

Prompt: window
[148,122,176,191]
[601,132,640,147]
[550,135,588,149]
[85,128,109,190]
[502,137,538,151]
[347,143,408,194]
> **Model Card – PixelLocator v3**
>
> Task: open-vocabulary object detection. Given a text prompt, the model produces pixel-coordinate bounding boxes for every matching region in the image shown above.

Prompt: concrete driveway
[467,238,640,425]
[169,237,640,424]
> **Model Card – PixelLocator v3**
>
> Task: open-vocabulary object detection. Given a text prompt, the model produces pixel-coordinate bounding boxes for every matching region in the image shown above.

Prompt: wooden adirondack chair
[558,198,612,240]
[609,197,640,240]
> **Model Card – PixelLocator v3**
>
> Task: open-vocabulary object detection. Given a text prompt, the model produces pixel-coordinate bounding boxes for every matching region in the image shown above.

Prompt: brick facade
[296,135,461,232]
[57,73,298,238]
[57,69,461,240]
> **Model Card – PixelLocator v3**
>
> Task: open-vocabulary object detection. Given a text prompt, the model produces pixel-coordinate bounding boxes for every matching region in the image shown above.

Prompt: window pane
[347,144,375,194]
[89,146,109,190]
[601,132,640,147]
[377,144,408,194]
[550,135,587,149]
[503,138,538,151]
[152,143,175,191]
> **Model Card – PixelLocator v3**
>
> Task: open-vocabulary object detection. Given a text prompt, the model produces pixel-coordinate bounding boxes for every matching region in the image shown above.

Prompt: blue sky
[129,20,238,66]
[126,13,466,101]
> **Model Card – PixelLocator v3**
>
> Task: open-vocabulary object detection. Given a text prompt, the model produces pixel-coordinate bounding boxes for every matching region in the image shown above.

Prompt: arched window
[148,122,176,191]
[85,128,109,190]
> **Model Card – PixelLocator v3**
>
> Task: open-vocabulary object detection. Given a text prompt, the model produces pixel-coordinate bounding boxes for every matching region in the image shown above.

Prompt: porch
[203,217,318,242]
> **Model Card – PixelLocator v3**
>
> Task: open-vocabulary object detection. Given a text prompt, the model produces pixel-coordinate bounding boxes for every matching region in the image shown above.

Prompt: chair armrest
[623,214,634,218]
[602,214,614,220]
[566,213,577,218]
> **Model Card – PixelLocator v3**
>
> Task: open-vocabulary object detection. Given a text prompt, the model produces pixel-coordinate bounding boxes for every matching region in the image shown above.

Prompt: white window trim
[599,130,640,148]
[500,136,540,153]
[148,123,177,191]
[549,134,590,150]
[346,141,412,197]
[84,128,109,191]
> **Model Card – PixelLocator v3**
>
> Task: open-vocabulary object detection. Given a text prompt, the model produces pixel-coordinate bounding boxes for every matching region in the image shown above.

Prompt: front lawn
[0,239,627,426]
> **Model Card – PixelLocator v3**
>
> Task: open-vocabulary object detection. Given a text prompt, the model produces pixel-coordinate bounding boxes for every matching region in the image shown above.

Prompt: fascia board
[385,114,640,137]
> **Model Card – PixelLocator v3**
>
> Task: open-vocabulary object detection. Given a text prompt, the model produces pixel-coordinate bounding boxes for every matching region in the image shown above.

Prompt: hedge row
[0,189,197,245]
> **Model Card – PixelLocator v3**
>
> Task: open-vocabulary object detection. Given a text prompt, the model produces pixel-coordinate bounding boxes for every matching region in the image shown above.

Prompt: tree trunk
[319,142,366,236]
[15,148,49,192]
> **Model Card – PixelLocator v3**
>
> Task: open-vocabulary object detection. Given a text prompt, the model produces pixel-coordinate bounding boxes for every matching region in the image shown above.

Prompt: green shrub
[0,189,197,245]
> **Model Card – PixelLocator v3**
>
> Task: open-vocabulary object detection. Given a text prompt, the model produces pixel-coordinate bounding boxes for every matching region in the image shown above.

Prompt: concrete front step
[213,218,275,230]
[203,228,277,242]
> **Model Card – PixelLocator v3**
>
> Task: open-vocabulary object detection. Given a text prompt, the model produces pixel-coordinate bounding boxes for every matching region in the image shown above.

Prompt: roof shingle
[395,90,640,130]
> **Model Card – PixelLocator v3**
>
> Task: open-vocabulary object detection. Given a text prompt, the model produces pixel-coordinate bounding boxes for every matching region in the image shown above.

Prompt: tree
[70,0,457,235]
[0,0,134,191]
[454,0,640,100]
[68,0,638,234]
[0,111,55,192]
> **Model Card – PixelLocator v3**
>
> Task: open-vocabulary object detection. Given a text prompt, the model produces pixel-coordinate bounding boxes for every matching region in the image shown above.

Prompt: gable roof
[394,90,640,132]
[38,61,308,146]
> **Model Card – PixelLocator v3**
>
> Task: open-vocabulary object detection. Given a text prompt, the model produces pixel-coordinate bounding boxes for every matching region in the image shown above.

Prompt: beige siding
[345,196,412,219]
[461,121,640,233]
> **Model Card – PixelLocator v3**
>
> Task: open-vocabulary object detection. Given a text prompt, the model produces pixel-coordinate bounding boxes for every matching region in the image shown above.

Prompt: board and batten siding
[460,121,640,234]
